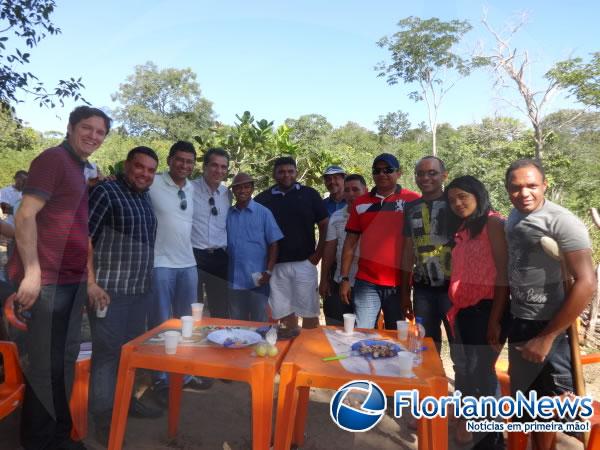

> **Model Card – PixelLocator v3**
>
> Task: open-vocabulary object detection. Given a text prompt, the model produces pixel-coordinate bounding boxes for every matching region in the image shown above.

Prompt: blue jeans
[413,285,467,392]
[352,279,402,329]
[229,286,268,322]
[148,266,198,329]
[88,291,149,423]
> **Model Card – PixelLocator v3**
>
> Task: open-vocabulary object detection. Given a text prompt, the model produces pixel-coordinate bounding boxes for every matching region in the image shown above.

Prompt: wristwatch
[341,276,350,282]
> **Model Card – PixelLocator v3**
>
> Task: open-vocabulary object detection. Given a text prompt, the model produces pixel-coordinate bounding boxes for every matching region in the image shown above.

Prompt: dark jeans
[88,291,149,425]
[20,283,86,450]
[456,299,506,450]
[193,248,229,318]
[323,280,354,326]
[414,284,467,392]
[353,279,403,329]
[229,286,269,322]
[508,317,573,399]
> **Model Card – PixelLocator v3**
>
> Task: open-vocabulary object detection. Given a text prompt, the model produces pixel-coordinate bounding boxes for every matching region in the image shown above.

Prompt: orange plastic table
[108,318,291,450]
[273,327,448,450]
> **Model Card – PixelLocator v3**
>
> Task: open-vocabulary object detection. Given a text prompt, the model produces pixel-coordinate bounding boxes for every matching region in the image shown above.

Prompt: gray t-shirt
[506,200,591,320]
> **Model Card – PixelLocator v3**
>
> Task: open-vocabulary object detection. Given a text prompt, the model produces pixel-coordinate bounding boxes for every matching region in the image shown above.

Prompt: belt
[198,247,226,254]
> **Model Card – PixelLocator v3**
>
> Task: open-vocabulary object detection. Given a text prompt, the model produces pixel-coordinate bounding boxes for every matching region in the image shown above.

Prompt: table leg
[168,373,185,439]
[292,386,310,446]
[250,362,276,450]
[108,350,136,450]
[273,363,300,450]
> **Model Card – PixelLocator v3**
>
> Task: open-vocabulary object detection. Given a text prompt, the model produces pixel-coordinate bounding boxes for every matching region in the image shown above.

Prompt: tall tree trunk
[533,123,543,160]
[431,124,437,156]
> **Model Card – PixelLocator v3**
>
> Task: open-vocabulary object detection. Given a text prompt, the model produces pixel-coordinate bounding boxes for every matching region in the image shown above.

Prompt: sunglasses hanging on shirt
[178,189,187,210]
[209,196,218,216]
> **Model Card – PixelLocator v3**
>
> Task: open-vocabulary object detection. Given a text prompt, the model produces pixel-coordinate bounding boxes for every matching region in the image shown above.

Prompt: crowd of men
[0,105,596,450]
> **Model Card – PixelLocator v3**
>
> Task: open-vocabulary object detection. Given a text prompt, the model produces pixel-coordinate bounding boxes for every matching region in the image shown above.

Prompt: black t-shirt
[255,184,328,263]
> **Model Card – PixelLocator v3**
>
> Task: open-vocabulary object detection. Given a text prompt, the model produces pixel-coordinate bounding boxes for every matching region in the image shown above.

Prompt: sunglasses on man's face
[209,196,218,216]
[372,167,396,175]
[178,189,187,210]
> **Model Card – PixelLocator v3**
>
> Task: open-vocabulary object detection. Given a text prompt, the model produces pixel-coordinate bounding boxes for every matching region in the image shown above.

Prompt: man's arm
[0,219,14,239]
[258,241,279,286]
[519,248,596,363]
[14,194,46,309]
[308,217,329,265]
[486,216,510,352]
[319,240,337,297]
[400,236,415,320]
[87,238,110,310]
[339,232,360,304]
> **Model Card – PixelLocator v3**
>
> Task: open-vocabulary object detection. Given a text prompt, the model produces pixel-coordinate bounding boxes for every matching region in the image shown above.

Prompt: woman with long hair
[445,176,509,450]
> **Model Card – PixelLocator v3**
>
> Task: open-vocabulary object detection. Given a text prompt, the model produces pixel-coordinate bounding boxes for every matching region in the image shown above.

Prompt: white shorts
[268,259,319,319]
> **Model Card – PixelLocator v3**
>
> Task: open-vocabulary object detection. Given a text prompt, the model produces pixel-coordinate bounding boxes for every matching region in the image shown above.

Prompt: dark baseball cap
[372,153,400,169]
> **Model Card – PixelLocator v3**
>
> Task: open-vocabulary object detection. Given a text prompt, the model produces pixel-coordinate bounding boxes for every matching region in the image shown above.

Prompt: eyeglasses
[209,196,218,216]
[178,189,187,210]
[415,170,440,178]
[372,167,396,175]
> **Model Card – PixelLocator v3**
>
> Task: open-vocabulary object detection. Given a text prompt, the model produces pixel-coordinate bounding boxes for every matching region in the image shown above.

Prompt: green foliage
[376,17,476,88]
[0,0,87,110]
[547,53,600,108]
[376,16,487,154]
[111,62,215,140]
[375,110,411,139]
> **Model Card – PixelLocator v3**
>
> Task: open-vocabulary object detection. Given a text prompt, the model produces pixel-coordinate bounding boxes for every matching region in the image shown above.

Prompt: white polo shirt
[0,185,22,209]
[191,176,230,250]
[149,172,196,268]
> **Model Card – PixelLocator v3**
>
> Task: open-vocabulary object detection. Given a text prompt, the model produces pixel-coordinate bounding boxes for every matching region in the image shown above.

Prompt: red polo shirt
[9,143,89,285]
[345,185,420,287]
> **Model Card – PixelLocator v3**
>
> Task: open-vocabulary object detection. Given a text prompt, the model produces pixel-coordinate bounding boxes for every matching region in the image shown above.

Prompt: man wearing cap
[322,165,346,216]
[255,156,329,329]
[226,173,283,321]
[340,153,420,329]
[319,174,368,325]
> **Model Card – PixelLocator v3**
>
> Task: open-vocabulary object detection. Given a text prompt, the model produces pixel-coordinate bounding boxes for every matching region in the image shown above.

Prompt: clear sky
[11,0,600,133]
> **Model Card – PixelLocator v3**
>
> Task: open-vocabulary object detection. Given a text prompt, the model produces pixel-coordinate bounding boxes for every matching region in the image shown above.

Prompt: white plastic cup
[251,272,262,287]
[164,331,181,354]
[96,306,108,318]
[191,303,204,321]
[397,320,409,340]
[397,352,413,377]
[343,313,356,335]
[181,316,194,338]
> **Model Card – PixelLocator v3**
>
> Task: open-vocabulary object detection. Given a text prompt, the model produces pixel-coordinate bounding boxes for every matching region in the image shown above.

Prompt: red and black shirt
[345,185,420,287]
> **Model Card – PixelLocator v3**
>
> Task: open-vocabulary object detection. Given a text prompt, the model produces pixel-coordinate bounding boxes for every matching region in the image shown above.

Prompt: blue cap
[372,153,400,170]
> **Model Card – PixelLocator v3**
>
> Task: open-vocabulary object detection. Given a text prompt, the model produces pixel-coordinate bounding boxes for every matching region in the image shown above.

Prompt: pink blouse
[447,211,504,327]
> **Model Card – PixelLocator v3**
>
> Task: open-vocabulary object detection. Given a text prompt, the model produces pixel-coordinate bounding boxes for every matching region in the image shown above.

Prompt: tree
[1,0,86,110]
[111,62,215,140]
[480,13,566,160]
[546,53,600,109]
[376,17,484,155]
[375,110,411,139]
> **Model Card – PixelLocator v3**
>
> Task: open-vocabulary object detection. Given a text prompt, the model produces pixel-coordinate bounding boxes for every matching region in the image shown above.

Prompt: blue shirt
[226,199,284,290]
[323,196,346,216]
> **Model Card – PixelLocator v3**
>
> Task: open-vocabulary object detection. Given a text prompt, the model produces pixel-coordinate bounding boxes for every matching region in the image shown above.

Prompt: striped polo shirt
[8,142,90,285]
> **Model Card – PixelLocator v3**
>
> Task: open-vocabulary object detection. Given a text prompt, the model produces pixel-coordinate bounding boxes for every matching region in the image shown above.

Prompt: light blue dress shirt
[226,199,284,290]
